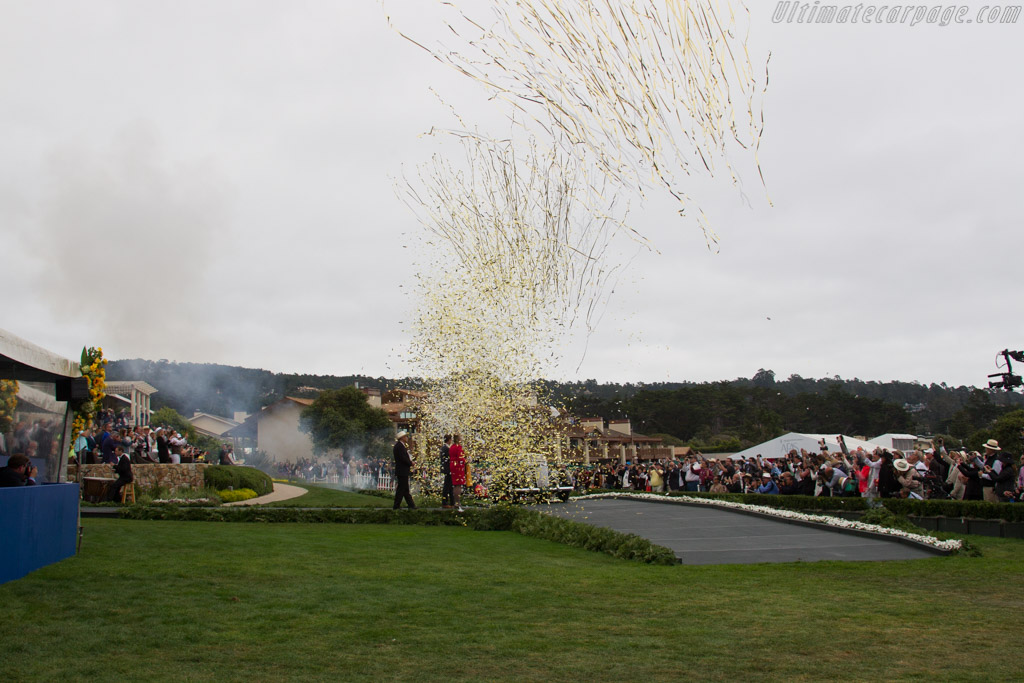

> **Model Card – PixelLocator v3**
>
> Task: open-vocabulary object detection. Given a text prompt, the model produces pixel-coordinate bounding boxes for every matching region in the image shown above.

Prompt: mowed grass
[264,483,393,508]
[3,520,1023,682]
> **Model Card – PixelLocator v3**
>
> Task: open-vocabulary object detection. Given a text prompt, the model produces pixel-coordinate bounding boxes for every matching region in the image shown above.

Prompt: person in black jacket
[155,428,170,464]
[107,446,133,501]
[440,434,454,509]
[877,451,903,499]
[392,431,416,510]
[956,454,984,501]
[0,454,37,487]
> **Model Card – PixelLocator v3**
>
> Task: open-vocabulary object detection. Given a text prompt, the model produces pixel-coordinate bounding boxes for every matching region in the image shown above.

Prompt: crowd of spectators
[0,417,60,461]
[71,414,236,467]
[276,455,392,486]
[566,436,1024,503]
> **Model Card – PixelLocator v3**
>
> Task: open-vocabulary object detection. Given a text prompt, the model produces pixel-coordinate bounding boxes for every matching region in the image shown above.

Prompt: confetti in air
[389,0,769,244]
[385,1,767,499]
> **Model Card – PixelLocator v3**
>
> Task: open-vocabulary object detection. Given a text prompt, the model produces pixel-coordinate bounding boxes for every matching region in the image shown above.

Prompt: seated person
[0,454,38,487]
[218,446,234,465]
[107,446,133,501]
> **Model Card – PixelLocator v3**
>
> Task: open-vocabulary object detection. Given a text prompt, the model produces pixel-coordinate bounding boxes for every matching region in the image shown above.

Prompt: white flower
[573,492,963,552]
[151,498,217,505]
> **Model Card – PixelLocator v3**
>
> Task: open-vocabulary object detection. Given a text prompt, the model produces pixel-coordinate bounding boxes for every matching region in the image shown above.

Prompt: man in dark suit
[440,434,454,509]
[393,430,416,510]
[107,446,134,501]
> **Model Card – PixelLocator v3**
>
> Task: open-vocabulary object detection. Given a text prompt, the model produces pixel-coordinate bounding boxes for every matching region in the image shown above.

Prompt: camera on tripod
[988,349,1024,390]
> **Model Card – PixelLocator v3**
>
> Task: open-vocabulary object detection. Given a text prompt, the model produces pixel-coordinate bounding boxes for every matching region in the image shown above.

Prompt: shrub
[510,510,677,565]
[217,488,258,503]
[880,498,1024,523]
[203,465,273,496]
[859,507,926,534]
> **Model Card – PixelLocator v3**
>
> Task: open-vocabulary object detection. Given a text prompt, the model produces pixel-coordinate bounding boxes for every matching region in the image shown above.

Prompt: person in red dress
[448,434,467,511]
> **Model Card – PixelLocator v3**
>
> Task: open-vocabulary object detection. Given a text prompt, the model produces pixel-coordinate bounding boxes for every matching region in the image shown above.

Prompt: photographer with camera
[0,454,38,487]
[893,458,926,499]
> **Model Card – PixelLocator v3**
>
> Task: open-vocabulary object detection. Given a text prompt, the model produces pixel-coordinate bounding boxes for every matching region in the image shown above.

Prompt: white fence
[349,472,395,491]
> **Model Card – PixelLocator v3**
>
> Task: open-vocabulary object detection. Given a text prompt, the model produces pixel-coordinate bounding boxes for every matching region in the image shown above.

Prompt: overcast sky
[2,1,1021,388]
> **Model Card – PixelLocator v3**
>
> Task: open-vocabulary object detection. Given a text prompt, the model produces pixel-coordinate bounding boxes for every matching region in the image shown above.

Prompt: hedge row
[203,466,273,496]
[592,490,1024,523]
[118,504,677,565]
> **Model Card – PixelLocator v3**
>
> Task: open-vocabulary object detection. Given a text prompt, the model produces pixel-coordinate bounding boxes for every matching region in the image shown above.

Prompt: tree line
[108,360,1024,452]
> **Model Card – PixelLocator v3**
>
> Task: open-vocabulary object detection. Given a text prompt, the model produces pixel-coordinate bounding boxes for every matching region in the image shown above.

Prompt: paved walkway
[544,498,939,565]
[224,482,308,506]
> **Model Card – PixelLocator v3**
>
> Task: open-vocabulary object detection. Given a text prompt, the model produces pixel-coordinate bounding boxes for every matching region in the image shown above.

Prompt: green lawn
[264,483,393,507]
[3,519,1023,681]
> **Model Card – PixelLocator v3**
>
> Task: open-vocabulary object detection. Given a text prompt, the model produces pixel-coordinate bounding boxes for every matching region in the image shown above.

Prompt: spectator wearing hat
[894,459,925,499]
[757,472,779,495]
[979,440,1004,503]
[816,465,843,497]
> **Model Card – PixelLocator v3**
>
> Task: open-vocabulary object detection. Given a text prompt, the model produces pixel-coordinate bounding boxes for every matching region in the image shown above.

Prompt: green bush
[217,488,258,503]
[859,507,926,534]
[880,498,1024,523]
[203,465,273,496]
[510,510,677,565]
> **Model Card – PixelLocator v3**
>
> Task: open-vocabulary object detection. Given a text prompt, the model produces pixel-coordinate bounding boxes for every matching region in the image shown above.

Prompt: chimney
[234,412,249,424]
[361,387,382,408]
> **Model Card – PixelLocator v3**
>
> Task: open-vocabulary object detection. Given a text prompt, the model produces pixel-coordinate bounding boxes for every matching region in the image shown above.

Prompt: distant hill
[106,358,416,419]
[108,359,1024,446]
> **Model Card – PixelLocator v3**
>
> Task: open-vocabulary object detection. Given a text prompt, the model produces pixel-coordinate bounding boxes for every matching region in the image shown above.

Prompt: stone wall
[68,463,210,491]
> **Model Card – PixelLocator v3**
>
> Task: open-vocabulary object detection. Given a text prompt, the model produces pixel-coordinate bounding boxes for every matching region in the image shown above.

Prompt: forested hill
[106,358,404,419]
[108,360,1024,448]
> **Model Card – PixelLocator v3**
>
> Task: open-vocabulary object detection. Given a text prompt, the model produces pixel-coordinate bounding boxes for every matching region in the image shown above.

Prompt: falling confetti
[384,0,768,498]
[388,0,769,244]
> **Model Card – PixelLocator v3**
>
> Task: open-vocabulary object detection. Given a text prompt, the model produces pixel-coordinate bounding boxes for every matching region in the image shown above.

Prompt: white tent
[867,433,918,452]
[730,433,880,461]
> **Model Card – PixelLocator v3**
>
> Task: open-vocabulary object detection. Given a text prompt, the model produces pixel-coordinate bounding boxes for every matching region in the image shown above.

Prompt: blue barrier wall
[0,483,79,584]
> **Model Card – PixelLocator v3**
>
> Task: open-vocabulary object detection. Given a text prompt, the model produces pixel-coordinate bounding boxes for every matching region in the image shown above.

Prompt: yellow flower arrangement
[72,346,106,441]
[0,379,18,434]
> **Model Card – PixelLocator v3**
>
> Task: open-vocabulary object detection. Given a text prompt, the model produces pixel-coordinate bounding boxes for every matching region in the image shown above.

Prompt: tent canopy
[0,328,80,382]
[730,433,880,461]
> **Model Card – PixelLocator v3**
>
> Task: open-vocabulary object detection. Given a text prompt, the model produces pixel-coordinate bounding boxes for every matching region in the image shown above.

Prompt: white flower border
[574,492,963,553]
[151,498,219,505]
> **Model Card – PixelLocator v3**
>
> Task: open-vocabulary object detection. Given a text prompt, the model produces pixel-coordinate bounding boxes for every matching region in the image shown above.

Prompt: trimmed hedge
[880,498,1024,523]
[509,510,676,564]
[594,490,1024,523]
[203,466,273,496]
[666,491,870,512]
[118,504,678,565]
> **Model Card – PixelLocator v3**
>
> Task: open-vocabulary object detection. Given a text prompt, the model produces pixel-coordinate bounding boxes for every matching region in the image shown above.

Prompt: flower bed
[574,492,963,553]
